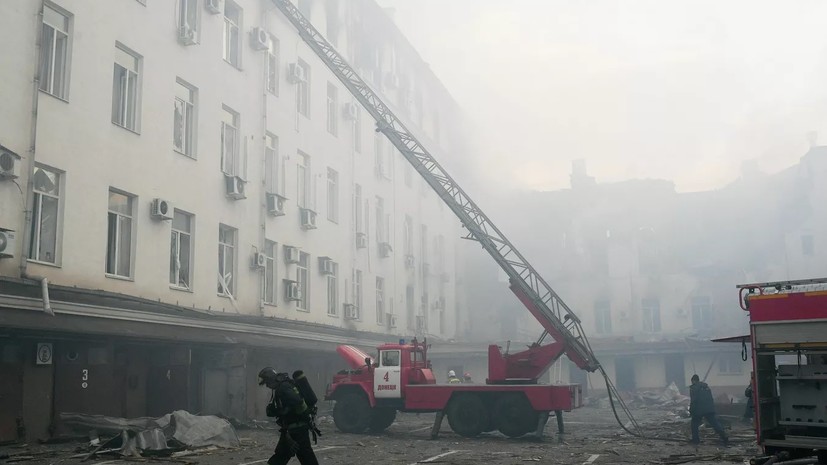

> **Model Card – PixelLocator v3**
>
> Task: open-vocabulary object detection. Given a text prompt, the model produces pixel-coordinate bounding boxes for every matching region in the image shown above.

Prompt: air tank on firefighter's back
[292,370,318,408]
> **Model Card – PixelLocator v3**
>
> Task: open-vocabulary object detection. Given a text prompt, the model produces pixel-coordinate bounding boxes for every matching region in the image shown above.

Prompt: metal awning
[712,334,751,343]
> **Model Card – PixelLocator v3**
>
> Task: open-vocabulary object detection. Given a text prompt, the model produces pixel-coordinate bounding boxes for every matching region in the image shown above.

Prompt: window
[719,353,744,375]
[325,0,338,47]
[326,82,338,136]
[802,234,815,256]
[220,106,239,175]
[262,240,277,305]
[266,38,279,96]
[421,224,428,265]
[112,44,141,132]
[264,133,282,194]
[173,79,196,156]
[39,5,71,99]
[327,168,338,222]
[381,350,400,367]
[296,59,310,117]
[376,196,386,243]
[642,298,661,332]
[353,184,363,233]
[352,101,362,153]
[106,190,134,278]
[222,1,241,68]
[327,262,338,316]
[403,215,413,256]
[376,277,385,325]
[178,0,198,38]
[218,224,236,296]
[297,252,309,310]
[28,165,61,264]
[353,269,363,317]
[691,296,713,330]
[169,210,193,289]
[297,152,310,208]
[594,300,612,334]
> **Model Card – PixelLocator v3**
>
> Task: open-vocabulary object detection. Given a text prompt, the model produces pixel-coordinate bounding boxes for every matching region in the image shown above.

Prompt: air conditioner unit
[288,63,307,84]
[150,198,173,221]
[319,256,335,275]
[404,254,415,269]
[355,232,367,249]
[344,303,358,320]
[0,228,15,259]
[205,0,223,14]
[387,313,397,328]
[266,193,286,216]
[284,246,300,264]
[285,280,301,301]
[250,27,271,51]
[251,252,266,269]
[0,150,20,180]
[300,208,317,229]
[384,72,400,89]
[343,102,359,120]
[416,315,426,331]
[178,25,197,46]
[224,174,246,200]
[378,241,392,258]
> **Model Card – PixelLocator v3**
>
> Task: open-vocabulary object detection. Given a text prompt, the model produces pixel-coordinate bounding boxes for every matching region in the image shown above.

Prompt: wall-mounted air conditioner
[150,198,173,221]
[0,228,16,259]
[224,174,246,200]
[0,150,20,180]
[284,280,301,301]
[288,63,307,84]
[178,25,197,46]
[404,254,415,269]
[344,303,358,320]
[355,232,367,249]
[378,241,392,258]
[319,256,335,275]
[343,102,359,120]
[387,313,397,328]
[250,27,271,51]
[251,252,266,269]
[284,246,300,264]
[266,193,286,216]
[300,208,317,229]
[205,0,223,15]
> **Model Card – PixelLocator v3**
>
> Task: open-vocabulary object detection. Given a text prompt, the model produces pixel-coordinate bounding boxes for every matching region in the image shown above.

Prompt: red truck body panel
[403,383,580,412]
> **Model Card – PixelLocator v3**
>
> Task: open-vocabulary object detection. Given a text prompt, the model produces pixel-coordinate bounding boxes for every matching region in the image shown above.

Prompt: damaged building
[0,0,471,442]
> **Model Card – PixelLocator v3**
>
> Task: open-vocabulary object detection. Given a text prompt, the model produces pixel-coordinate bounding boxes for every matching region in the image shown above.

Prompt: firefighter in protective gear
[258,367,319,465]
[447,370,461,384]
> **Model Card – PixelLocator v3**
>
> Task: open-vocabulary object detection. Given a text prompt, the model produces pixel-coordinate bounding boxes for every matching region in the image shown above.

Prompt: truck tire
[369,408,397,432]
[817,450,827,464]
[333,392,371,433]
[493,395,539,438]
[447,394,489,438]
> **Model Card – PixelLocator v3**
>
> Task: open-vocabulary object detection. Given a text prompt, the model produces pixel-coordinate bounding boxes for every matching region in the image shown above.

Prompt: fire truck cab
[739,278,827,463]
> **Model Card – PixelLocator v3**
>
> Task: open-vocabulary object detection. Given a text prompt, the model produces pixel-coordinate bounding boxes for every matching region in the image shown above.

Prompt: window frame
[178,0,199,40]
[353,183,363,234]
[220,105,240,175]
[264,133,282,195]
[262,240,278,306]
[594,300,612,335]
[169,209,194,290]
[296,59,310,118]
[297,151,310,208]
[327,168,338,223]
[326,262,338,316]
[326,82,338,136]
[376,276,385,325]
[353,102,362,153]
[266,37,279,96]
[173,78,197,157]
[222,0,242,68]
[27,164,63,265]
[353,269,363,319]
[111,43,142,133]
[642,298,662,333]
[39,3,72,100]
[217,224,237,297]
[105,189,136,279]
[297,251,309,311]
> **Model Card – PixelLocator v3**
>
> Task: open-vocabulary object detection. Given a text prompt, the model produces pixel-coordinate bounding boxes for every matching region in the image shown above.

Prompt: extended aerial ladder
[272,0,640,435]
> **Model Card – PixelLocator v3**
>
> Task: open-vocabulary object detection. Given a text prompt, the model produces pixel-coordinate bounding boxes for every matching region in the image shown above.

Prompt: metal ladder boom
[272,0,599,372]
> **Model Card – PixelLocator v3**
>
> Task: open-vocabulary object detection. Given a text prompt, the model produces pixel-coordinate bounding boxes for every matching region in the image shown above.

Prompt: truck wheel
[333,392,371,433]
[447,394,489,438]
[494,395,539,438]
[369,408,397,432]
[817,450,827,464]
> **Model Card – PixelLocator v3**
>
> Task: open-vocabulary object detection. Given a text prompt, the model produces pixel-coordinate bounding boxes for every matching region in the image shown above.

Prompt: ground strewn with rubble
[0,405,761,465]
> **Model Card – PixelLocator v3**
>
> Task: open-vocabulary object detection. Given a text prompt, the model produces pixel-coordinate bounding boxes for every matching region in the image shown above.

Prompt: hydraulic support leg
[555,410,564,435]
[430,411,445,440]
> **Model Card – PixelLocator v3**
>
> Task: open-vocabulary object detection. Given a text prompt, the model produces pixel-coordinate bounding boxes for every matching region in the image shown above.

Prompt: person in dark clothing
[688,374,728,446]
[258,367,319,465]
[743,380,754,422]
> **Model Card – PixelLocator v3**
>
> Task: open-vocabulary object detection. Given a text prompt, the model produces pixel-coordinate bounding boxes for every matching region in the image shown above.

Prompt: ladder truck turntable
[736,278,827,462]
[271,0,637,439]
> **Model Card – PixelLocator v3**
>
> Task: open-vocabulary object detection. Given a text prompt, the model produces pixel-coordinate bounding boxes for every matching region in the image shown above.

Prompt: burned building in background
[0,0,471,442]
[443,147,827,397]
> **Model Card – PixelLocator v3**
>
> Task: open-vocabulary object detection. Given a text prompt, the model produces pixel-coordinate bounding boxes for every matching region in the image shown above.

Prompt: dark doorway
[614,357,636,391]
[664,354,686,392]
[0,344,23,442]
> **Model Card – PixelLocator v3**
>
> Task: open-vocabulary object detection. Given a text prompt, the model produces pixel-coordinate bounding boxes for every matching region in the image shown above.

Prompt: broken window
[220,106,239,175]
[327,262,338,316]
[39,5,71,100]
[222,1,241,68]
[28,165,61,264]
[173,79,196,157]
[266,37,279,96]
[297,251,309,310]
[106,189,134,277]
[326,82,338,136]
[170,210,193,289]
[375,277,385,325]
[218,224,236,296]
[262,240,277,305]
[296,59,310,117]
[327,168,338,223]
[111,44,141,132]
[642,298,661,333]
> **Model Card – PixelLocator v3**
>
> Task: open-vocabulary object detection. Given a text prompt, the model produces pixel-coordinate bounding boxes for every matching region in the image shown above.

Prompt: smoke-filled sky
[376,0,827,192]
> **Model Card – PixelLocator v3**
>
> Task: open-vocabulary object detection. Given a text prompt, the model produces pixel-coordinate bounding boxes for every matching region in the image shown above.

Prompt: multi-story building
[446,148,827,398]
[0,0,469,441]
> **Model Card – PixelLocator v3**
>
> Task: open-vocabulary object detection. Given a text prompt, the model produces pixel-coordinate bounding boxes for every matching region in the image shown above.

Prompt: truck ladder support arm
[272,0,599,373]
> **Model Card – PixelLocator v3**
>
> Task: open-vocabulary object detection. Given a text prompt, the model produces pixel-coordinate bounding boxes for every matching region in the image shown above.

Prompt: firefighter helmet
[258,367,279,386]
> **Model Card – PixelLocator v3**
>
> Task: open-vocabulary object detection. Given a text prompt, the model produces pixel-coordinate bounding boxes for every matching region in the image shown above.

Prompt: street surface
[0,406,759,465]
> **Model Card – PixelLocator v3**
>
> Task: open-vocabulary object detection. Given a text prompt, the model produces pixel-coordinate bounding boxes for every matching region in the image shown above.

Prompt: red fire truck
[271,0,637,439]
[738,278,827,462]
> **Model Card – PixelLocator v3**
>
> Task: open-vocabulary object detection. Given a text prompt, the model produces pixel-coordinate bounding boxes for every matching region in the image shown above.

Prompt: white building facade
[0,0,468,441]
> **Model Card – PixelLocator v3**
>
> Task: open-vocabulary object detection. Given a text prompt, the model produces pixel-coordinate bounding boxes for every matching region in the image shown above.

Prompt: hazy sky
[375,0,827,192]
